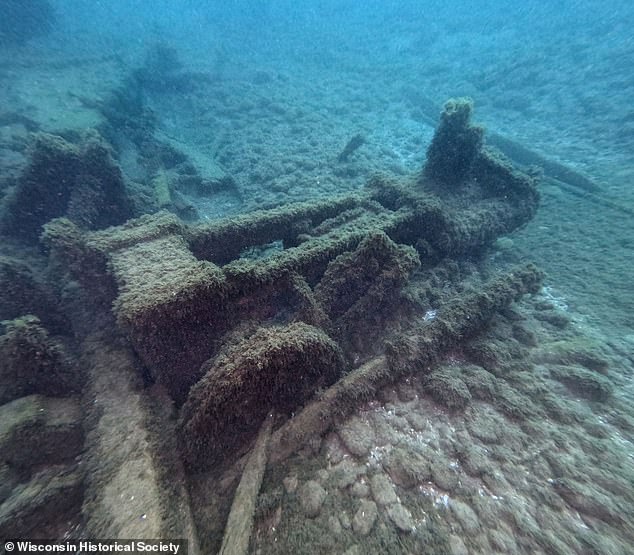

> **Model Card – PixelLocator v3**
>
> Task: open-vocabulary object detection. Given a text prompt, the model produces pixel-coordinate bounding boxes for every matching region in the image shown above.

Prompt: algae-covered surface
[1,2,633,554]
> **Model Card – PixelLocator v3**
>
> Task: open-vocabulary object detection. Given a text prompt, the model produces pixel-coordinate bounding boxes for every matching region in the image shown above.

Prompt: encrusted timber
[41,211,185,309]
[48,170,538,403]
[110,234,227,402]
[385,263,544,375]
[221,224,386,292]
[197,186,537,294]
[371,159,539,259]
[178,322,344,470]
[219,417,272,555]
[186,193,364,265]
[80,333,200,548]
[0,315,79,405]
[1,132,131,243]
[0,254,67,333]
[46,195,365,294]
[63,197,371,401]
[49,171,537,304]
[117,210,401,403]
[269,263,544,462]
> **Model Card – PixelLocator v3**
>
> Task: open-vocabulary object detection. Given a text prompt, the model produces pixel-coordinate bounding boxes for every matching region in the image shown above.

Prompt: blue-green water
[1,1,633,553]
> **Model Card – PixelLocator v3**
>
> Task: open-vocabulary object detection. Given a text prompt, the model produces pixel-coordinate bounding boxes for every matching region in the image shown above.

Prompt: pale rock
[299,480,327,518]
[449,534,469,555]
[386,503,415,532]
[338,416,376,457]
[351,480,369,498]
[283,474,298,494]
[352,499,378,536]
[327,515,342,535]
[370,473,397,506]
[450,499,480,532]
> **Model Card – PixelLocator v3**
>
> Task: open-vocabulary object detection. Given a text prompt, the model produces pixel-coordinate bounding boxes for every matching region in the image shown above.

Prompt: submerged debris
[423,98,483,187]
[338,134,366,162]
[3,98,596,553]
[179,322,344,469]
[0,316,79,405]
[0,132,131,242]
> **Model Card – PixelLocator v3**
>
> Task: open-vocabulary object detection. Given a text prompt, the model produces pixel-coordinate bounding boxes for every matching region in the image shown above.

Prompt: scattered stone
[473,533,493,553]
[536,340,609,374]
[470,495,502,528]
[404,410,427,431]
[367,410,397,445]
[461,365,497,401]
[495,237,514,251]
[283,475,298,494]
[386,503,415,532]
[450,499,480,532]
[549,365,613,402]
[512,323,538,347]
[303,435,323,455]
[333,459,366,490]
[448,534,469,555]
[533,309,571,329]
[430,461,459,492]
[488,526,518,552]
[397,382,417,402]
[465,406,503,444]
[455,443,488,478]
[424,367,472,409]
[298,480,327,518]
[323,433,348,465]
[327,515,342,535]
[370,473,398,506]
[482,470,510,495]
[584,421,610,439]
[378,387,400,405]
[500,496,540,537]
[389,414,411,433]
[337,416,376,457]
[351,480,369,498]
[352,499,377,536]
[495,382,538,420]
[339,511,351,530]
[384,446,431,488]
[552,478,625,527]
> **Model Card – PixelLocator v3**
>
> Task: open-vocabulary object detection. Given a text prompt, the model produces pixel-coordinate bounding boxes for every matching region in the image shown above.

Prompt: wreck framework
[2,99,544,551]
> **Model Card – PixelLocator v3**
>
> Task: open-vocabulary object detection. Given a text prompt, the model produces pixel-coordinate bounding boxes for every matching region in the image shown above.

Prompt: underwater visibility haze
[0,1,633,553]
